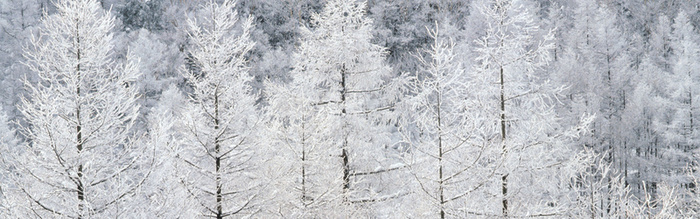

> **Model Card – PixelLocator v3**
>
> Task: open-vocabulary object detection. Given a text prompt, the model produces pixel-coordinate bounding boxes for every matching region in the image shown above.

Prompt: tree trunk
[436,81,445,219]
[214,93,223,219]
[500,65,508,218]
[301,118,309,208]
[340,64,350,203]
[75,23,85,218]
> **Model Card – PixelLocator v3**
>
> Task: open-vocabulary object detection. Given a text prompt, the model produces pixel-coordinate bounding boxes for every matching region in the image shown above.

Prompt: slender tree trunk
[214,93,223,219]
[301,144,308,206]
[301,118,309,208]
[340,64,350,203]
[499,64,508,217]
[590,177,595,219]
[605,54,613,214]
[77,97,84,219]
[75,23,85,219]
[689,86,693,138]
[436,82,445,219]
[76,91,84,218]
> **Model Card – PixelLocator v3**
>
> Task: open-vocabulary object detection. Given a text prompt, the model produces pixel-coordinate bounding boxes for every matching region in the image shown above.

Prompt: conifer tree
[176,0,262,218]
[269,0,406,216]
[400,25,491,218]
[12,0,150,217]
[470,0,591,216]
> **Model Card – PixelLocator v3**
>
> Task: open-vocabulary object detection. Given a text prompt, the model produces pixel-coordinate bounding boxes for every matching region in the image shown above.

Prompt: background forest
[1,0,700,218]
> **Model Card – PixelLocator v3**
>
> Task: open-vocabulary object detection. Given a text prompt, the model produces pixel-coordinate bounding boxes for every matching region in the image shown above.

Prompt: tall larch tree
[470,0,591,217]
[176,0,263,218]
[265,80,342,217]
[11,0,151,217]
[281,0,406,216]
[400,25,492,218]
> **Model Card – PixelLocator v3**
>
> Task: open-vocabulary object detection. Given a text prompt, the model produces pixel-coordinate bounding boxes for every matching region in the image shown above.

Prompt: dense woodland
[1,0,700,218]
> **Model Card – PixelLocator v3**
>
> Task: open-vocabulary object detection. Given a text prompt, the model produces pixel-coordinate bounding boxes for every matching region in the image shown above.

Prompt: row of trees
[1,0,700,218]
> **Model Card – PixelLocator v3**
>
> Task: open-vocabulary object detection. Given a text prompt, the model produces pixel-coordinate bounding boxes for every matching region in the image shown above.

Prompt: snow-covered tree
[400,25,491,218]
[176,0,263,218]
[10,0,151,217]
[132,84,198,218]
[271,0,407,216]
[468,0,592,216]
[265,80,343,217]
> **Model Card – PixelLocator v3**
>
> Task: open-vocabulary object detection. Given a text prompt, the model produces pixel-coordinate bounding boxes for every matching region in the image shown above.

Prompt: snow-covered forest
[1,0,700,217]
